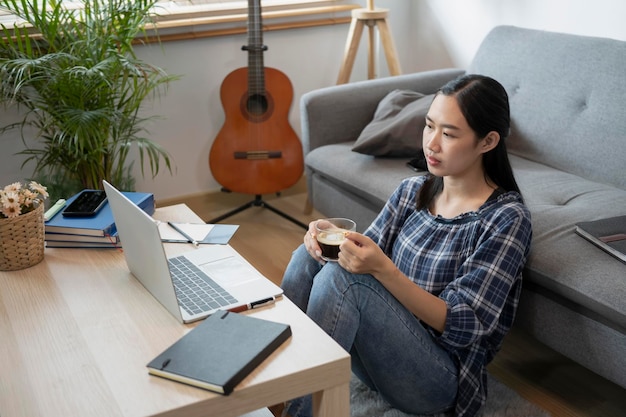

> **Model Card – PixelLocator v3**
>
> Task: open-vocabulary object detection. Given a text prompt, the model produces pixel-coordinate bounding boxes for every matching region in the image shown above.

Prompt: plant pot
[0,204,45,271]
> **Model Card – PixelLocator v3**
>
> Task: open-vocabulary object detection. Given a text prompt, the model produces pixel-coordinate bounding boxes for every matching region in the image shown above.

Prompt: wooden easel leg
[337,6,402,84]
[337,18,364,84]
[377,19,402,75]
[366,20,377,79]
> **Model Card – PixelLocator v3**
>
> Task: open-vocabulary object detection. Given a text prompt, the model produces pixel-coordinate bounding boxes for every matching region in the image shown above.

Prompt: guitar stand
[207,193,308,230]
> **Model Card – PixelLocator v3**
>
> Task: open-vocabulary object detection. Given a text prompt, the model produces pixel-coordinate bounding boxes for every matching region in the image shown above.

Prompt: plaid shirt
[364,175,532,417]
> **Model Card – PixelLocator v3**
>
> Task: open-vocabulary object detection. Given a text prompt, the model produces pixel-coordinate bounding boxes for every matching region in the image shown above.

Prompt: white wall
[2,0,626,201]
[424,0,626,67]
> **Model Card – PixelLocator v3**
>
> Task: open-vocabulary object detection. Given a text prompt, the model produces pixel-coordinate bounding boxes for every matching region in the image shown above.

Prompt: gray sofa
[301,26,626,389]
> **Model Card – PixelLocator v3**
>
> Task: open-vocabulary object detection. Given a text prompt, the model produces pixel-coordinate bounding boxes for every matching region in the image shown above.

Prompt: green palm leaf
[0,0,177,192]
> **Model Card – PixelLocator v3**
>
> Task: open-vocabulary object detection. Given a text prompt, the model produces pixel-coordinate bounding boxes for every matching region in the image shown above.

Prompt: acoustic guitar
[209,0,304,196]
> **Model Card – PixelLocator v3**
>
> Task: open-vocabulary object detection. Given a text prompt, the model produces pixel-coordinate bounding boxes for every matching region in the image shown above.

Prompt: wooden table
[0,204,350,417]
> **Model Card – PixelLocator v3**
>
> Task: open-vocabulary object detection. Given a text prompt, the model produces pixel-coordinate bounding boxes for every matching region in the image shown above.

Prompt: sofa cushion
[468,26,626,190]
[509,155,626,328]
[352,90,433,157]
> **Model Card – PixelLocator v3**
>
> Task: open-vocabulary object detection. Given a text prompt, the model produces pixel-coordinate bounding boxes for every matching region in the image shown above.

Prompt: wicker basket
[0,203,45,271]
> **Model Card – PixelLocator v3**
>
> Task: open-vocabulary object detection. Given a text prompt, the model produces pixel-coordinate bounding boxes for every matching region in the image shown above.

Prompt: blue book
[45,190,154,237]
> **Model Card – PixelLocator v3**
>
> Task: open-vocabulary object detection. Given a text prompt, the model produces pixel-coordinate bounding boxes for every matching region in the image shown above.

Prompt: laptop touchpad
[198,257,259,286]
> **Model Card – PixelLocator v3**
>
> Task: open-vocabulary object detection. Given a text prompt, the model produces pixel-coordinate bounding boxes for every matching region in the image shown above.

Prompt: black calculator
[62,190,108,217]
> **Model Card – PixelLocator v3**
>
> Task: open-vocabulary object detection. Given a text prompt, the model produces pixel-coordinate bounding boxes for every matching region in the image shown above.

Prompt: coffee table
[0,203,350,417]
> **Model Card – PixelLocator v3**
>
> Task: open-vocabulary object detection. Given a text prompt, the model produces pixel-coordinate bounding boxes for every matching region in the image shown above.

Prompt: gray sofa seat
[301,26,626,390]
[511,155,626,327]
[305,142,425,229]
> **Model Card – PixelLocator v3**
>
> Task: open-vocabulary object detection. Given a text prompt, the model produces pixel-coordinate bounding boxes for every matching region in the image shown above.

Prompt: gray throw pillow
[352,90,434,157]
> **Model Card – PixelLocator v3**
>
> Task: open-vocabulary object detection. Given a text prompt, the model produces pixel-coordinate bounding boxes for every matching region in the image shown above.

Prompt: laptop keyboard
[168,256,238,316]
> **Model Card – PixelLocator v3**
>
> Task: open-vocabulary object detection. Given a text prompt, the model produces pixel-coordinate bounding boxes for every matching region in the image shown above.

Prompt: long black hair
[417,74,522,210]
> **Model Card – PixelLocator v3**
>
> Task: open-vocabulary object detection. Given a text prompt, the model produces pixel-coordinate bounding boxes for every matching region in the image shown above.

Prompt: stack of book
[45,190,155,248]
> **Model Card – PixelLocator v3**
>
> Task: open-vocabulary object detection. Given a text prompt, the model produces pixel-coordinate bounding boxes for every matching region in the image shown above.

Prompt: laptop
[103,180,283,323]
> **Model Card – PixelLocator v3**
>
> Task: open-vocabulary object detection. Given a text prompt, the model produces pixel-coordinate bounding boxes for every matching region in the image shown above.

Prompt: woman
[281,74,532,417]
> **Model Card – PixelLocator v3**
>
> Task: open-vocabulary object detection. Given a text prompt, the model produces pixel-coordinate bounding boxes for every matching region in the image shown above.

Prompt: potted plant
[0,0,176,197]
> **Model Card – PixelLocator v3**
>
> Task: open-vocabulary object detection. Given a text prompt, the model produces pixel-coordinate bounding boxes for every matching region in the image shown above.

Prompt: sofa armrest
[300,68,465,154]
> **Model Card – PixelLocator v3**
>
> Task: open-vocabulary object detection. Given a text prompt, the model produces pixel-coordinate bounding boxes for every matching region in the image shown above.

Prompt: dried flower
[0,181,49,219]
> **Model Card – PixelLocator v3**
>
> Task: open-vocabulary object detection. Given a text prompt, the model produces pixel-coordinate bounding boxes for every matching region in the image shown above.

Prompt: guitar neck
[247,0,265,96]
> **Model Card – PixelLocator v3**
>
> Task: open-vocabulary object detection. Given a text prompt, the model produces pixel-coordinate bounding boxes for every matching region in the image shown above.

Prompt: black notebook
[575,215,626,264]
[147,311,291,394]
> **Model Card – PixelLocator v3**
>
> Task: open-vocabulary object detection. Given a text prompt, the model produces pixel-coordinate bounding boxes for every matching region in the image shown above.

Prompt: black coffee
[317,231,345,260]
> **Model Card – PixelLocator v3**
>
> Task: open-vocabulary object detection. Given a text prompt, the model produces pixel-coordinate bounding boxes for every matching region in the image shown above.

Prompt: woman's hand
[304,220,325,263]
[339,232,447,331]
[337,232,391,277]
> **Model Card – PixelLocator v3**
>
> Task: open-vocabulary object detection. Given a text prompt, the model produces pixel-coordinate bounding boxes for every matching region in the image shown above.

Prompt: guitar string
[250,0,262,160]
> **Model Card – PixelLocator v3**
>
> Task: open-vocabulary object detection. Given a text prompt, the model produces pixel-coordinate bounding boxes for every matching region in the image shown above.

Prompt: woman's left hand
[337,232,388,276]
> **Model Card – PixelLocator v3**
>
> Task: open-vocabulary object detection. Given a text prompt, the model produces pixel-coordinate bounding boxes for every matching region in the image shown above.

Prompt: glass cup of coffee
[315,218,356,261]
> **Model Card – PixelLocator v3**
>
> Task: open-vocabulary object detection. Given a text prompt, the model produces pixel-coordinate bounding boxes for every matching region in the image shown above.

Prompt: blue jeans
[281,245,458,417]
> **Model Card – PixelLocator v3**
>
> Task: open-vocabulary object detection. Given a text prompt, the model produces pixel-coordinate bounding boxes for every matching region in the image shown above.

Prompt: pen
[228,296,276,313]
[167,221,199,248]
[44,198,66,221]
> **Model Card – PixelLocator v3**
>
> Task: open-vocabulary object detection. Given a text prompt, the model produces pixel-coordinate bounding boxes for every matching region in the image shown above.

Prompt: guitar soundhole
[248,94,268,114]
[243,93,273,122]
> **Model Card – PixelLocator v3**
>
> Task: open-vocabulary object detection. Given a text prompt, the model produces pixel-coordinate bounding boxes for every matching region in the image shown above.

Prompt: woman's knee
[313,264,383,301]
[281,244,322,311]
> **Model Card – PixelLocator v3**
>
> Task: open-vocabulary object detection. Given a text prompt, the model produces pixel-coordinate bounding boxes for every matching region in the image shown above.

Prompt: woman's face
[422,94,489,179]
